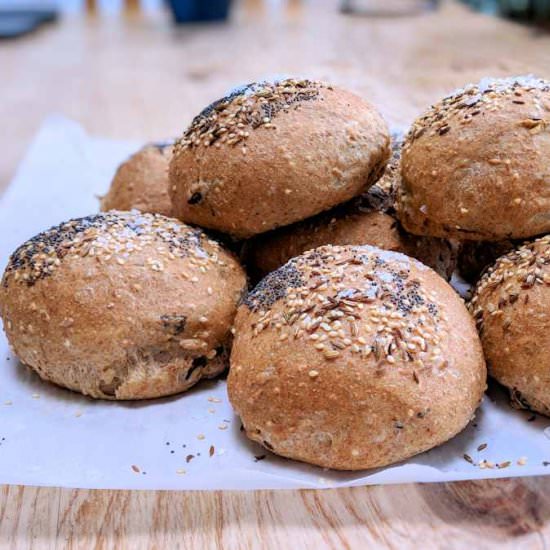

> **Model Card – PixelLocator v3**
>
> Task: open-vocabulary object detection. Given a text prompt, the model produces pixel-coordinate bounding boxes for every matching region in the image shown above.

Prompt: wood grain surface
[2,1,550,548]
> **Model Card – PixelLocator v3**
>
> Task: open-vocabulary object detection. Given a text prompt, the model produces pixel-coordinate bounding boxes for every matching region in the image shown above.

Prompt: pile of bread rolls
[1,75,549,471]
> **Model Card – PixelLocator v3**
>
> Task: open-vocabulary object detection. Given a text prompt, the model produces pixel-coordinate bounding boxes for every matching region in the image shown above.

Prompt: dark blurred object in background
[167,0,232,23]
[462,0,550,24]
[0,6,57,39]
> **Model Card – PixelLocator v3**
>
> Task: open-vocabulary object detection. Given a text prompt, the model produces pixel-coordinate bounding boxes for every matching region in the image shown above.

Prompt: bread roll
[101,142,173,216]
[229,245,486,470]
[398,76,550,241]
[170,78,390,238]
[244,134,458,280]
[0,211,247,400]
[470,235,550,415]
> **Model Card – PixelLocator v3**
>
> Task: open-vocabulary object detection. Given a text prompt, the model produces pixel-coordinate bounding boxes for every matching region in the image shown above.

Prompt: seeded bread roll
[469,235,550,415]
[244,135,458,281]
[0,211,246,400]
[398,76,550,241]
[100,143,173,216]
[228,245,486,470]
[170,78,391,238]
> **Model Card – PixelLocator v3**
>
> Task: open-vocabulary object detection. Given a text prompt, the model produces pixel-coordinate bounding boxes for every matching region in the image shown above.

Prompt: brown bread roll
[0,211,247,400]
[470,235,550,415]
[398,76,550,241]
[101,142,173,216]
[229,245,486,470]
[244,134,458,280]
[170,78,390,238]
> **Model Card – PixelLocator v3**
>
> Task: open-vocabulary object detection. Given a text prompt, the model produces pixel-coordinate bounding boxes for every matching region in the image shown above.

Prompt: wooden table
[3,1,550,547]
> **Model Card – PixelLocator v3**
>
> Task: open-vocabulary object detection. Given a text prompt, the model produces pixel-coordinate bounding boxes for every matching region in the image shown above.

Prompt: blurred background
[2,0,550,190]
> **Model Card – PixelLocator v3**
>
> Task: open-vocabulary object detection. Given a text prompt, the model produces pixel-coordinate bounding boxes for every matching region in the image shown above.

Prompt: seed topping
[174,79,328,152]
[243,245,446,374]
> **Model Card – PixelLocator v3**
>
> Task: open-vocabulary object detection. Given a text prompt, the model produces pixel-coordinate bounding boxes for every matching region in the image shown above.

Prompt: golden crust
[169,79,390,238]
[228,244,486,470]
[100,143,173,216]
[398,76,550,241]
[0,211,247,400]
[469,235,550,415]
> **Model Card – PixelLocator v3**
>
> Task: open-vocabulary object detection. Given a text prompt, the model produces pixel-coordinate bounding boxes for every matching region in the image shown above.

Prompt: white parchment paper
[1,116,550,491]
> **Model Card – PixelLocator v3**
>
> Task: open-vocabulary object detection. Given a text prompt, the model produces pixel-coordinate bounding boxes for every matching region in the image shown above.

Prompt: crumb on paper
[186,454,195,463]
[176,468,186,475]
[208,397,221,403]
[218,423,228,431]
[197,433,205,440]
[517,456,528,466]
